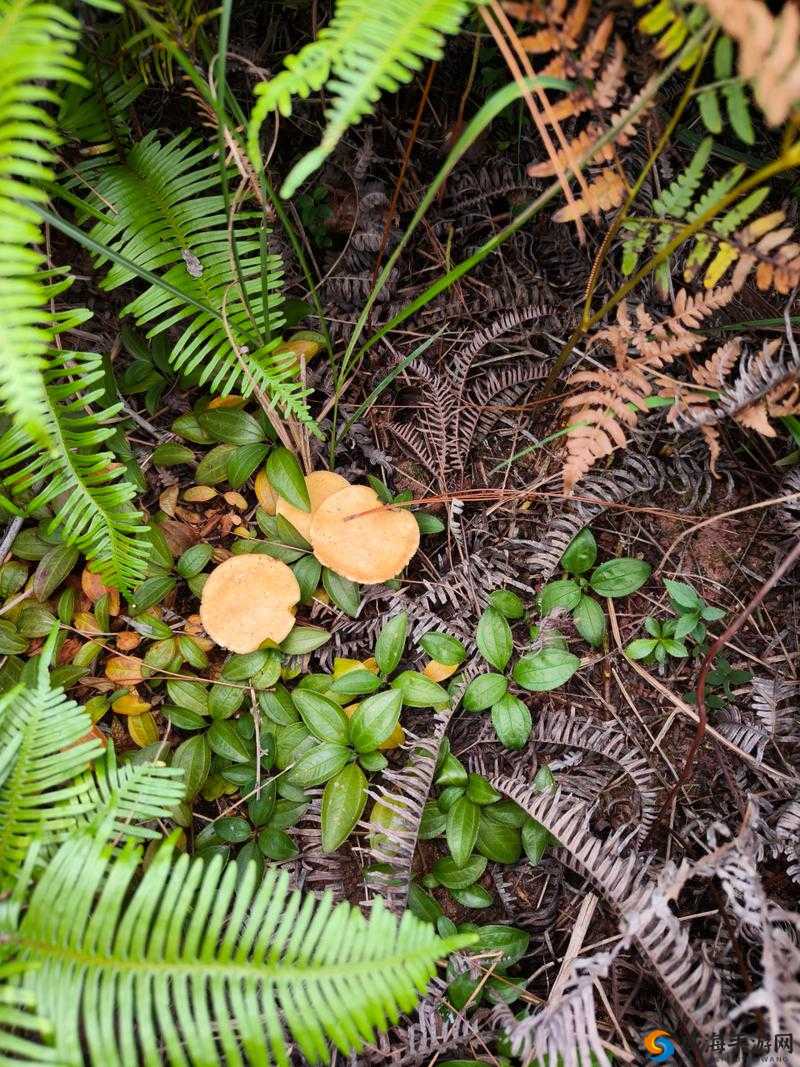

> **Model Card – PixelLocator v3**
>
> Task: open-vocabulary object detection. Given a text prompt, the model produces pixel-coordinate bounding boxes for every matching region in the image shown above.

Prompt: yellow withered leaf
[128,711,159,746]
[112,691,151,717]
[183,485,218,503]
[423,660,459,683]
[105,656,147,685]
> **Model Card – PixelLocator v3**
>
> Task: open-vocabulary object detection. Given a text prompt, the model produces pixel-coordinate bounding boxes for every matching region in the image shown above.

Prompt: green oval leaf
[322,567,361,617]
[291,689,349,744]
[374,611,408,675]
[33,545,79,601]
[476,607,513,670]
[572,595,606,647]
[450,884,492,909]
[152,442,195,466]
[280,626,331,655]
[172,734,210,800]
[198,409,266,445]
[321,763,367,852]
[195,443,235,485]
[468,924,529,966]
[462,673,508,712]
[329,669,382,697]
[590,558,651,598]
[490,693,531,750]
[391,670,450,708]
[625,638,658,661]
[476,812,521,863]
[539,579,581,616]
[512,649,579,692]
[488,588,525,619]
[446,796,480,868]
[292,554,321,603]
[560,528,597,574]
[226,443,269,488]
[419,631,466,666]
[128,576,176,615]
[207,721,253,763]
[287,741,351,787]
[522,817,552,865]
[266,447,310,511]
[176,543,213,579]
[432,854,487,890]
[259,685,300,726]
[349,688,403,753]
[257,827,299,861]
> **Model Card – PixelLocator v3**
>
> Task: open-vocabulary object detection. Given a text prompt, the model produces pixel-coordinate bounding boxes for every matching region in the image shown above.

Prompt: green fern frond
[696,35,754,145]
[83,743,185,842]
[652,136,712,219]
[0,645,184,887]
[620,137,776,297]
[0,677,103,887]
[0,347,150,592]
[249,0,473,197]
[59,62,144,146]
[0,963,57,1064]
[81,131,312,422]
[8,830,472,1066]
[0,0,84,442]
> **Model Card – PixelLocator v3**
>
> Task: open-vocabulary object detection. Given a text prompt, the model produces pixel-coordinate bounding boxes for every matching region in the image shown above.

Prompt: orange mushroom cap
[309,484,420,585]
[200,554,300,653]
[276,470,349,541]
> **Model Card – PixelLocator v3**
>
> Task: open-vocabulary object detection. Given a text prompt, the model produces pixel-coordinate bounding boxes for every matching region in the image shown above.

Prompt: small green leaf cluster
[194,777,307,874]
[684,656,753,711]
[538,528,651,648]
[414,759,555,913]
[625,578,725,665]
[261,611,449,853]
[444,923,530,1012]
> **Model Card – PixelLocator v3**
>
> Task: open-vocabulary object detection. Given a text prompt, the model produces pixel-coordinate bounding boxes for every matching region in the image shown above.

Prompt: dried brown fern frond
[500,0,650,222]
[667,336,800,472]
[490,779,727,1040]
[702,0,800,128]
[362,710,452,913]
[561,286,735,491]
[531,710,661,839]
[507,952,615,1067]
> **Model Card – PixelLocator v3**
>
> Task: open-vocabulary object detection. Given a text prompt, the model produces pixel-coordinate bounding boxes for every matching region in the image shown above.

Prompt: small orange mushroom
[276,470,349,541]
[199,554,300,653]
[310,484,420,585]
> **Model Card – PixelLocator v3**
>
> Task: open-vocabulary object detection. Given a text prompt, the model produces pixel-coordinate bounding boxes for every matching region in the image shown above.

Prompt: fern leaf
[0,648,183,887]
[653,137,712,219]
[81,131,312,423]
[0,0,84,441]
[0,963,57,1064]
[0,348,150,592]
[7,830,472,1066]
[250,0,472,197]
[562,287,734,491]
